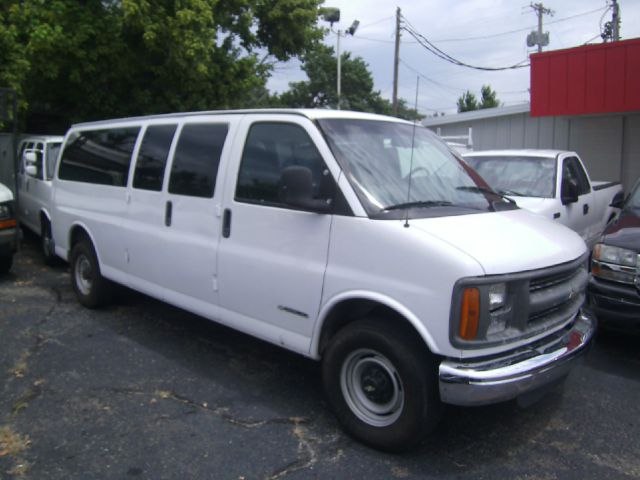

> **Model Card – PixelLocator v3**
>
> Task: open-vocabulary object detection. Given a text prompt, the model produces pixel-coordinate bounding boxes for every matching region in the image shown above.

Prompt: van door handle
[222,209,231,238]
[165,201,173,226]
[583,204,589,215]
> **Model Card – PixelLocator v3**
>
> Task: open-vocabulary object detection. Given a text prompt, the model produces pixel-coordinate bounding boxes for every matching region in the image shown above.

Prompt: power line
[399,59,465,94]
[401,15,530,71]
[429,6,607,43]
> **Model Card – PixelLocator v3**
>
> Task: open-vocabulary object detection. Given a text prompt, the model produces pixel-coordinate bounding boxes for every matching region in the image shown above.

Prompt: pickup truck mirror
[25,164,38,177]
[279,166,332,214]
[609,191,625,209]
[561,178,579,205]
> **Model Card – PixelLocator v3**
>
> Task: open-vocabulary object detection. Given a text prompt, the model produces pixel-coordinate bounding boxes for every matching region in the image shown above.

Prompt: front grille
[527,261,588,328]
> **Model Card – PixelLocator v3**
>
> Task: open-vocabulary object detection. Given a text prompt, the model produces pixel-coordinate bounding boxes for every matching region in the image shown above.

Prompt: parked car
[51,110,595,452]
[0,181,18,273]
[463,150,623,249]
[589,178,640,331]
[16,135,64,264]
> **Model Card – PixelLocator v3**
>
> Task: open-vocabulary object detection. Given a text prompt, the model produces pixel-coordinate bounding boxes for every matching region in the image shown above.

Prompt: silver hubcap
[75,254,93,296]
[340,349,404,427]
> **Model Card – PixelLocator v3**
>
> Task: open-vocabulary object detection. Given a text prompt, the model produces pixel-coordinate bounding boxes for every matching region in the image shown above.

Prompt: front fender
[309,290,441,360]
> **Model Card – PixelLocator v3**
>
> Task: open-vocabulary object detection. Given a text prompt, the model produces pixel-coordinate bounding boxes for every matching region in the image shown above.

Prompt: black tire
[41,219,59,266]
[322,317,441,452]
[0,254,12,274]
[69,238,111,308]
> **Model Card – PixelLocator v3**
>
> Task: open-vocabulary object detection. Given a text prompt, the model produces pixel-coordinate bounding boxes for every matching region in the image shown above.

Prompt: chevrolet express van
[17,135,64,264]
[51,110,595,451]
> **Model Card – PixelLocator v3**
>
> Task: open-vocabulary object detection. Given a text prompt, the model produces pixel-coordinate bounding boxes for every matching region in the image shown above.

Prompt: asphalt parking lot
[1,233,639,480]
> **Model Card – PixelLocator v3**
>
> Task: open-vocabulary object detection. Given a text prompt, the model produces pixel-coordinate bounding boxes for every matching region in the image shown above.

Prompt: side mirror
[24,151,37,163]
[609,191,625,209]
[25,165,38,177]
[279,166,332,213]
[561,178,579,205]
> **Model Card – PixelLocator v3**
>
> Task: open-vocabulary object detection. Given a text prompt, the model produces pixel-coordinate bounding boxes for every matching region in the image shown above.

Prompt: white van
[51,110,595,451]
[17,135,64,263]
[0,182,18,273]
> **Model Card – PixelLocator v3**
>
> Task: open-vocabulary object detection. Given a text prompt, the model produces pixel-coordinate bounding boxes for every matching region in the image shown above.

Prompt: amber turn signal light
[0,219,17,230]
[459,287,480,340]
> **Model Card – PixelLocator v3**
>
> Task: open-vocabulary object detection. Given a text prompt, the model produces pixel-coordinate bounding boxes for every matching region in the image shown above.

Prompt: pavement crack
[265,426,318,480]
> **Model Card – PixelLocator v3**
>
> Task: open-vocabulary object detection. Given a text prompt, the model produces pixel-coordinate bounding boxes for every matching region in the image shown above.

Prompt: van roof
[70,109,412,129]
[19,135,64,143]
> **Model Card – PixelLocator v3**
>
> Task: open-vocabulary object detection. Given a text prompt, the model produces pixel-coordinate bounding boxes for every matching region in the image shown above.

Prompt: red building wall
[530,38,640,117]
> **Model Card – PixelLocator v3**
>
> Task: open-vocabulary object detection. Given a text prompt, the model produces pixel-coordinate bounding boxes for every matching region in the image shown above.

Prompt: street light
[320,8,359,110]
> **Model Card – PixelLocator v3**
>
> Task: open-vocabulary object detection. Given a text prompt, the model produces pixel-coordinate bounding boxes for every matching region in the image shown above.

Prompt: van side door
[216,116,338,352]
[126,118,233,308]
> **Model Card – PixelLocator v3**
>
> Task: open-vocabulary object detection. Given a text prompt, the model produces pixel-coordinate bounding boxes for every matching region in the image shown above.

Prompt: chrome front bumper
[439,309,596,406]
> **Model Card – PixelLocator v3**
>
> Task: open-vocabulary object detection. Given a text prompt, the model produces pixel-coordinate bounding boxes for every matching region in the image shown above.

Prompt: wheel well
[317,299,429,357]
[39,212,50,233]
[69,226,91,250]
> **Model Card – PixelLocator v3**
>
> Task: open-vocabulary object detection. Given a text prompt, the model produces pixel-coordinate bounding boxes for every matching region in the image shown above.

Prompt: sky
[266,0,640,115]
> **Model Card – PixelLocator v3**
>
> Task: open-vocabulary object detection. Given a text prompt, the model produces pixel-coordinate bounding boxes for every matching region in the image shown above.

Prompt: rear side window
[168,123,228,198]
[133,124,177,191]
[59,127,140,186]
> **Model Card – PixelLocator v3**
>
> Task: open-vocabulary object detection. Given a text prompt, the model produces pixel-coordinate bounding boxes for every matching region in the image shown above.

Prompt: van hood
[0,183,13,203]
[410,209,586,275]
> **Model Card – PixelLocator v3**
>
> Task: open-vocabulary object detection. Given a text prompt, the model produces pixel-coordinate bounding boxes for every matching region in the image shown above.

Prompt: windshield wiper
[456,185,516,204]
[382,200,454,212]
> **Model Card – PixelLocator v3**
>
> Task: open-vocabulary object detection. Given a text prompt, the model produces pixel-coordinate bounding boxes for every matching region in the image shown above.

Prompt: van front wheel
[322,317,441,452]
[70,239,111,308]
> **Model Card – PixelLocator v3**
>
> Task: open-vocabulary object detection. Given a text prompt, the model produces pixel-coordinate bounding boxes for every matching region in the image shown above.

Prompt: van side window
[133,124,177,191]
[563,157,590,196]
[168,123,228,198]
[236,123,331,207]
[59,127,140,186]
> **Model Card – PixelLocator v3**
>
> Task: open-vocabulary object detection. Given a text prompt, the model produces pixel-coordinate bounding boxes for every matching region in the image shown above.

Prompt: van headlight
[457,282,512,341]
[592,243,639,284]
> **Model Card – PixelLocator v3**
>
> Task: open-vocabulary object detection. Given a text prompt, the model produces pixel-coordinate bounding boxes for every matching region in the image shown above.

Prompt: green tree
[0,0,324,131]
[277,44,422,121]
[456,90,478,112]
[479,84,499,109]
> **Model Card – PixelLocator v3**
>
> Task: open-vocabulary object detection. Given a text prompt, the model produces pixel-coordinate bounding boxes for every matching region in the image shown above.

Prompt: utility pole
[612,0,620,41]
[527,3,553,53]
[337,30,342,110]
[392,7,401,116]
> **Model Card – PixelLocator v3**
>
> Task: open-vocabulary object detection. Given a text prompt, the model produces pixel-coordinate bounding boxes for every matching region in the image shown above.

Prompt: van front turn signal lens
[459,287,480,340]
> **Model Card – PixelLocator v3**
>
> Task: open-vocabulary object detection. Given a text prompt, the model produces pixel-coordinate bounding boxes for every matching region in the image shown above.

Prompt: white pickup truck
[463,150,623,249]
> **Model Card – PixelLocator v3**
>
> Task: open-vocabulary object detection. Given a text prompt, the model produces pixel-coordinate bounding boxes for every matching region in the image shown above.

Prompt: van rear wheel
[70,239,111,308]
[322,317,441,452]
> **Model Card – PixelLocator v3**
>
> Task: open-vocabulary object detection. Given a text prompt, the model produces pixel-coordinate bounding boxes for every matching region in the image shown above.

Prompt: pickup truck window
[563,157,591,196]
[133,124,177,191]
[59,127,140,187]
[236,122,332,207]
[168,123,228,198]
[464,155,556,198]
[318,119,503,217]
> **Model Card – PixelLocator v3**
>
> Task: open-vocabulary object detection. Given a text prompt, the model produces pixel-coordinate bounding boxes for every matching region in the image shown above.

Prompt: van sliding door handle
[583,204,589,215]
[222,209,232,238]
[165,201,173,226]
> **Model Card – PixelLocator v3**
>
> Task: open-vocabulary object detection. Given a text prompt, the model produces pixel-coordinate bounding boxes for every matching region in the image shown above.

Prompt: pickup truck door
[216,116,335,346]
[559,155,595,244]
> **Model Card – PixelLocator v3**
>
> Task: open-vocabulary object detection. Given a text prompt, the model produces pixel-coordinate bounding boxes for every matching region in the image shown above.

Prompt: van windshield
[317,119,512,218]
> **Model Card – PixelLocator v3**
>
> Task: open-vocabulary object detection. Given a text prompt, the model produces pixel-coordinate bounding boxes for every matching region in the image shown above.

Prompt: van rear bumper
[438,309,595,406]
